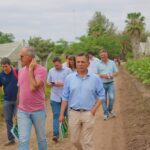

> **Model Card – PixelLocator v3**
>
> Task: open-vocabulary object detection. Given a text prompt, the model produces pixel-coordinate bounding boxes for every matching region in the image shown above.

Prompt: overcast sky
[0,0,150,42]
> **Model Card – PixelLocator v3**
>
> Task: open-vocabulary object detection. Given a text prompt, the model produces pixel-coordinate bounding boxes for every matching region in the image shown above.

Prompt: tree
[0,31,14,43]
[141,31,150,42]
[28,37,55,66]
[54,38,69,54]
[118,32,132,60]
[66,35,121,59]
[88,11,116,37]
[125,12,145,58]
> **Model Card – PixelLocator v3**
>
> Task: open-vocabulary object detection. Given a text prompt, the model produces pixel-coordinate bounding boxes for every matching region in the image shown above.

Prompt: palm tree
[125,12,145,58]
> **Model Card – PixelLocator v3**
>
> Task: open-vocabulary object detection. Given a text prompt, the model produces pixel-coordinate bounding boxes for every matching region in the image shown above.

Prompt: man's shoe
[103,115,109,121]
[109,112,116,118]
[4,139,15,146]
[52,136,59,143]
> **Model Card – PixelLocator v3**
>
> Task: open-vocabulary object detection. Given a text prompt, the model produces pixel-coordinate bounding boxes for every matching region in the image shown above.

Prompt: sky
[0,0,150,42]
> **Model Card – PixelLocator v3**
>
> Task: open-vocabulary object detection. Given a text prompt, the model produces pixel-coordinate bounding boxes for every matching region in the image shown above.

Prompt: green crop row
[126,57,150,84]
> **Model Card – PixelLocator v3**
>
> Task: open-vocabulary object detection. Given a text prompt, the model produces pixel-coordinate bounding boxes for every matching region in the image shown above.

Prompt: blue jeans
[4,100,17,141]
[102,82,115,116]
[50,100,67,137]
[17,109,47,150]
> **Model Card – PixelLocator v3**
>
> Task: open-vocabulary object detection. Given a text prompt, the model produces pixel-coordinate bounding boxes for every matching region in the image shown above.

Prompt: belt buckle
[79,109,86,112]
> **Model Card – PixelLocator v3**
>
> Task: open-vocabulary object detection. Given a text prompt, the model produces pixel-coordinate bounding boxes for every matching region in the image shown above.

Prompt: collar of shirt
[54,66,65,71]
[75,71,91,79]
[100,59,110,64]
[2,67,13,75]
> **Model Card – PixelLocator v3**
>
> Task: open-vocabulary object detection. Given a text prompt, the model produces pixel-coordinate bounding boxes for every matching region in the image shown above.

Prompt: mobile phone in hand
[50,82,55,85]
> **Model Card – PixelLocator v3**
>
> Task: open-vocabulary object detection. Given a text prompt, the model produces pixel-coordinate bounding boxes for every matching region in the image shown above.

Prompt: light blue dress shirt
[62,72,105,110]
[98,59,118,83]
[47,67,71,102]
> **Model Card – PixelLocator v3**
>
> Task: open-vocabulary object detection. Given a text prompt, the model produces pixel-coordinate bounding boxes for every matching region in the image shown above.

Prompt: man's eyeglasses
[20,55,24,58]
[20,55,26,58]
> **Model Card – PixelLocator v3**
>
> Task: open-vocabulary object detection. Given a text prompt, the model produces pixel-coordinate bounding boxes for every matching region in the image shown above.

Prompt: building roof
[0,41,26,61]
[0,41,41,65]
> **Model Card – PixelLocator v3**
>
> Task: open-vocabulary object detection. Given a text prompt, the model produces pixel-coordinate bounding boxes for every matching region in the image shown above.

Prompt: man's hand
[47,82,55,87]
[91,108,97,116]
[59,101,68,122]
[59,114,65,123]
[54,81,64,87]
[100,74,114,79]
[100,74,109,79]
[91,100,103,116]
[29,59,36,71]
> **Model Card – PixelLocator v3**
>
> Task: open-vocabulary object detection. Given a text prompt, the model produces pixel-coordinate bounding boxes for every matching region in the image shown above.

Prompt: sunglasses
[20,55,27,58]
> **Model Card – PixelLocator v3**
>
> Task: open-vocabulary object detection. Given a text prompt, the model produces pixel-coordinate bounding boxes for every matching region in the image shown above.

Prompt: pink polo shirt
[18,64,47,112]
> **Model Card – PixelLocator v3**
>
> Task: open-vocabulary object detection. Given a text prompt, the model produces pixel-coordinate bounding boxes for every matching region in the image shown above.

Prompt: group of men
[0,47,118,150]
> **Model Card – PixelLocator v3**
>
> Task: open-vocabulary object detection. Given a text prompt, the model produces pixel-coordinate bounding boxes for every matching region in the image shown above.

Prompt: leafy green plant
[126,57,150,84]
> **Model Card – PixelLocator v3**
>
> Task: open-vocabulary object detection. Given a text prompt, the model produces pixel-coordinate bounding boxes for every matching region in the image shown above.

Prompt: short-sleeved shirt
[18,65,47,112]
[0,68,18,101]
[62,72,105,110]
[47,67,71,102]
[98,59,118,83]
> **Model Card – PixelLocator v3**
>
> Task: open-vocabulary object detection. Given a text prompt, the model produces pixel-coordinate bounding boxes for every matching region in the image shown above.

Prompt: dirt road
[1,66,148,150]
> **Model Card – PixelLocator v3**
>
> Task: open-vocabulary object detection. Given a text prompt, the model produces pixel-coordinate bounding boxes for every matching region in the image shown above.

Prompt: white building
[0,41,27,68]
[0,41,40,68]
[139,37,150,56]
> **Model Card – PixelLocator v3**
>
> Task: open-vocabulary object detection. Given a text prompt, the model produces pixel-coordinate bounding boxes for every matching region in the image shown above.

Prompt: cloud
[0,0,150,41]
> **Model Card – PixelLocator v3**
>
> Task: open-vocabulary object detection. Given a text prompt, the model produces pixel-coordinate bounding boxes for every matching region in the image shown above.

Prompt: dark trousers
[4,101,16,141]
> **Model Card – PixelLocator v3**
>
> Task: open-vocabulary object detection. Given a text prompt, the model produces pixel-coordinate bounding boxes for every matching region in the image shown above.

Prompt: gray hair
[24,47,35,58]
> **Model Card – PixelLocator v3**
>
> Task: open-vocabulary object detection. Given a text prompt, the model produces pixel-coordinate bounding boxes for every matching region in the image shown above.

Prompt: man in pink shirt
[17,47,47,150]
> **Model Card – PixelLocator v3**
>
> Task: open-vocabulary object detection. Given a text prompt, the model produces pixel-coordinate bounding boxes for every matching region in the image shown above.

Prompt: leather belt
[70,108,88,112]
[103,81,114,84]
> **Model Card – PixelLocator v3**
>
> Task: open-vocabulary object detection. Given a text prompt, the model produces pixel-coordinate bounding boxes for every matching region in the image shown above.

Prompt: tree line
[0,11,150,66]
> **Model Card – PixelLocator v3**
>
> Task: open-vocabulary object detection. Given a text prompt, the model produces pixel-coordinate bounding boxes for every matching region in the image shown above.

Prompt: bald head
[20,47,36,66]
[21,47,35,58]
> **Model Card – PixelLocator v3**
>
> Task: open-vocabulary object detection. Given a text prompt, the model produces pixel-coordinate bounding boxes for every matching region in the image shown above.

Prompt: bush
[126,57,150,84]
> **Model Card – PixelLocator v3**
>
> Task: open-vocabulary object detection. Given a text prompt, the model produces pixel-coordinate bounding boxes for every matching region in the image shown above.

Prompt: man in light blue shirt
[98,51,118,120]
[59,53,105,150]
[47,57,71,142]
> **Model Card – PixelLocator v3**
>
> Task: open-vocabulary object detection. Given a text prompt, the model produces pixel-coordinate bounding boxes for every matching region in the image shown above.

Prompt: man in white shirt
[88,51,100,74]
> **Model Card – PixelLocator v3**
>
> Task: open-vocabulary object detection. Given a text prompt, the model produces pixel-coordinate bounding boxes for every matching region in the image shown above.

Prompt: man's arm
[91,76,105,115]
[91,100,103,116]
[59,100,68,122]
[99,71,118,79]
[99,74,109,79]
[59,76,70,122]
[29,69,43,91]
[29,59,43,91]
[16,87,19,106]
